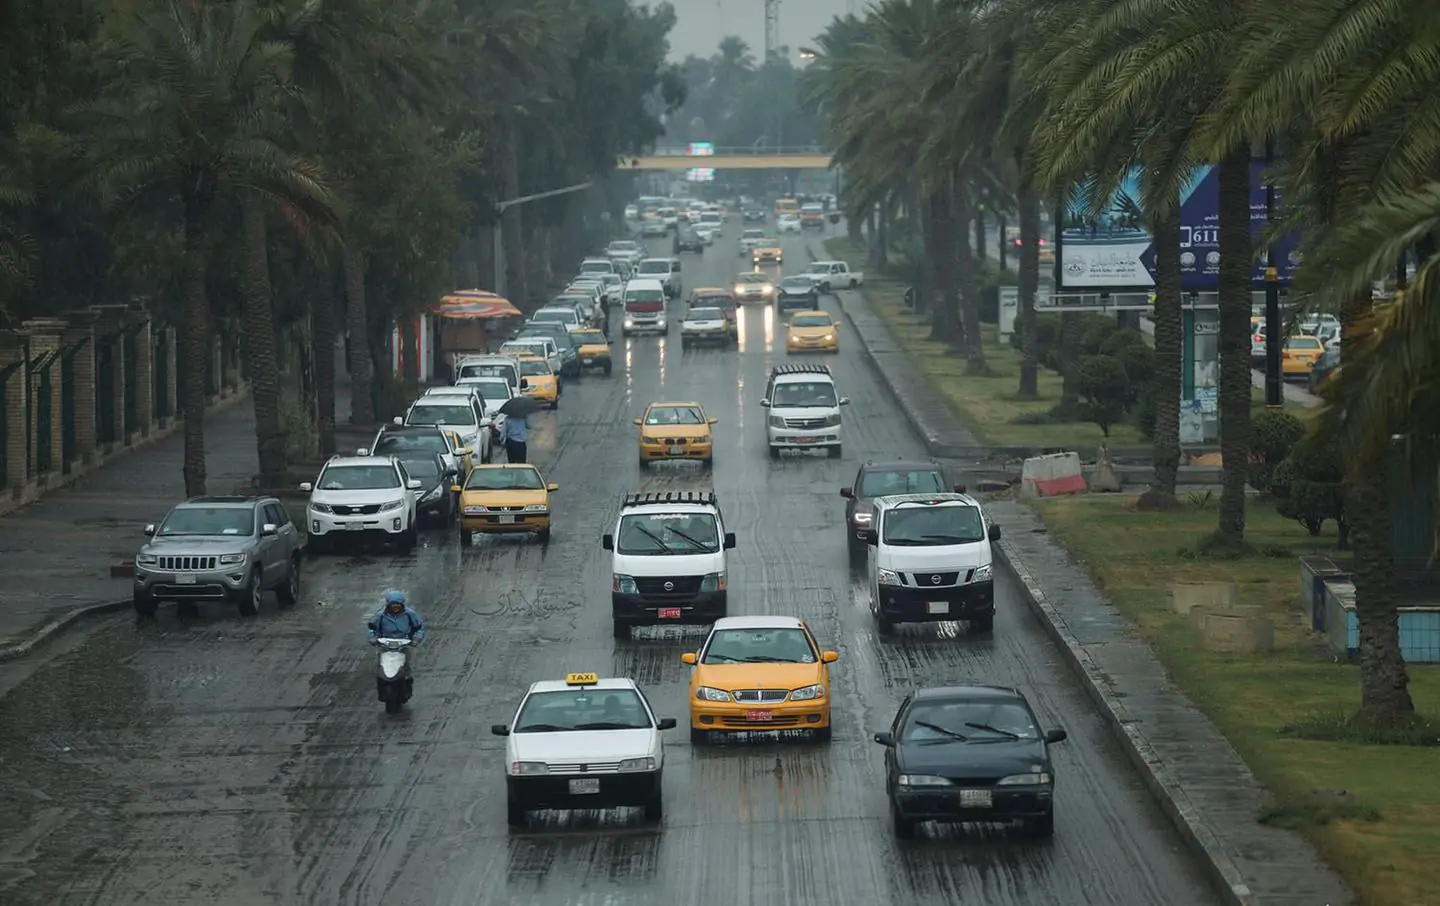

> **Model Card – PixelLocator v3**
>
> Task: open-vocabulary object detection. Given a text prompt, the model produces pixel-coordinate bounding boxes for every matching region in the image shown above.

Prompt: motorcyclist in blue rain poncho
[368,589,427,644]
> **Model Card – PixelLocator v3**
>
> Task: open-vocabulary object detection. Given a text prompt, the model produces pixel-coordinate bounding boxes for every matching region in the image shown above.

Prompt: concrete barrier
[1019,451,1087,498]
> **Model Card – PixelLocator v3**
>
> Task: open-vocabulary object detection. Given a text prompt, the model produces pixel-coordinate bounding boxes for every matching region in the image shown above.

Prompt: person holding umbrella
[497,391,542,462]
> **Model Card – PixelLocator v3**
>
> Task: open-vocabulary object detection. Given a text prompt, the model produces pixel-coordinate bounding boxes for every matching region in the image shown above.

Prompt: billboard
[686,142,715,156]
[1057,161,1298,291]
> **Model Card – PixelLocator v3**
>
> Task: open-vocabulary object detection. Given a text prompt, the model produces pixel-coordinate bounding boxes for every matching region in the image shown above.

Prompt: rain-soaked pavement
[0,227,1218,905]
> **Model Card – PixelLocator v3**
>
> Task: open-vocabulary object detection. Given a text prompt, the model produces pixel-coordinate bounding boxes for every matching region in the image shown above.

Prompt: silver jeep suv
[132,496,303,618]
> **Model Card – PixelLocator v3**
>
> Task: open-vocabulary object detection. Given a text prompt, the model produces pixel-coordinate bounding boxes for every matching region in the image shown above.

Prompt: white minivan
[621,278,669,335]
[865,492,1001,635]
[761,364,849,459]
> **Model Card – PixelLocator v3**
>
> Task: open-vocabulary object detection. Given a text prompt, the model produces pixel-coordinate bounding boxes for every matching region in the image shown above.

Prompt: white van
[454,354,520,392]
[621,278,669,335]
[865,492,1000,635]
[601,490,736,639]
[761,364,849,459]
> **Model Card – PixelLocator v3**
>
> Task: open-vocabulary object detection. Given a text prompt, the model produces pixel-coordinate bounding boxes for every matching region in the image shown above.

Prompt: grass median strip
[1035,494,1439,906]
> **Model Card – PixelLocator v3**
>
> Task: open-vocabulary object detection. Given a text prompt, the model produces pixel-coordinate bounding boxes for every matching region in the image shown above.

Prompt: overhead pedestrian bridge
[617,146,833,171]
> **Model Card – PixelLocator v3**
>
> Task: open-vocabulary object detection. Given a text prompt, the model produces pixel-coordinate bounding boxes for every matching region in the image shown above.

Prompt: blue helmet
[384,589,407,607]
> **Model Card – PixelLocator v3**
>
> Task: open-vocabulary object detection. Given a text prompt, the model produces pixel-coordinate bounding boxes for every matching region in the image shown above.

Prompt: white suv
[761,364,850,460]
[410,389,493,463]
[301,455,422,553]
[601,490,736,639]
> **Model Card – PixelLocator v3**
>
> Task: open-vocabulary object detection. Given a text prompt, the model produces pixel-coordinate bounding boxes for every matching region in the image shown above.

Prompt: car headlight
[136,554,158,566]
[876,568,901,586]
[699,571,726,592]
[613,574,638,595]
[972,565,992,581]
[733,286,744,294]
[509,761,550,776]
[218,553,247,565]
[998,772,1052,785]
[822,414,842,427]
[624,318,635,328]
[821,332,835,341]
[380,499,405,512]
[790,684,826,701]
[760,285,773,293]
[898,774,952,787]
[641,435,662,445]
[618,757,657,773]
[310,502,334,514]
[523,504,547,512]
[768,415,786,428]
[852,511,872,525]
[696,686,732,702]
[463,505,487,514]
[422,486,443,502]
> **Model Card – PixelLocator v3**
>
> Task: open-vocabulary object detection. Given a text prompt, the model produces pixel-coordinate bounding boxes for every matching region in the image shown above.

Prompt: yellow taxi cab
[515,356,560,409]
[443,429,477,477]
[1281,335,1326,378]
[633,401,717,468]
[689,287,738,335]
[454,463,559,545]
[681,615,838,744]
[571,328,613,375]
[785,309,840,353]
[752,237,783,265]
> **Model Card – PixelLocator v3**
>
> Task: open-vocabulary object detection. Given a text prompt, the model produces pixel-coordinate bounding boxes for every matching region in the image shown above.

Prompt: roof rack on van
[770,364,832,377]
[621,490,718,509]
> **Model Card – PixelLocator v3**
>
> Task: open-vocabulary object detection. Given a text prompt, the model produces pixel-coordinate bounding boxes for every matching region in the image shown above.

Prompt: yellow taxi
[515,356,560,409]
[752,237,783,265]
[681,615,838,744]
[1282,335,1326,378]
[442,429,477,477]
[634,401,717,468]
[454,463,559,545]
[785,310,840,353]
[689,287,738,335]
[571,328,613,375]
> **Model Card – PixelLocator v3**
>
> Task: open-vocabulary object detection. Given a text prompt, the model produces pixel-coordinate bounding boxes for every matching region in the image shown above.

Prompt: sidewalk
[804,236,1355,906]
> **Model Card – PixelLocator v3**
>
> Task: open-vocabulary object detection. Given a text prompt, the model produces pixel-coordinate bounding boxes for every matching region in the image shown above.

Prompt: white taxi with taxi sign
[492,672,676,828]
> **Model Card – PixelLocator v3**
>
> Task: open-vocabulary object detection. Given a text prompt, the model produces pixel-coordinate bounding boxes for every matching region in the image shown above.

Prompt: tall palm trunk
[343,244,375,423]
[925,186,957,341]
[500,120,527,308]
[239,193,286,487]
[953,177,985,373]
[399,315,420,394]
[1215,147,1254,542]
[1017,186,1040,398]
[311,279,338,457]
[180,186,215,497]
[1151,211,1184,497]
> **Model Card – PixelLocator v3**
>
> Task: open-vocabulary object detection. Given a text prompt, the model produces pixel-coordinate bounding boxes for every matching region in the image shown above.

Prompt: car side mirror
[458,447,472,457]
[840,487,853,499]
[680,652,697,665]
[708,417,718,425]
[821,650,839,664]
[602,533,614,551]
[547,483,560,492]
[355,448,369,456]
[298,482,313,492]
[723,532,736,550]
[988,524,1002,541]
[657,718,677,730]
[261,523,278,536]
[760,399,771,408]
[954,484,967,493]
[1045,728,1068,744]
[392,416,403,425]
[865,530,878,546]
[520,378,530,389]
[632,418,643,425]
[873,731,896,747]
[491,724,511,737]
[451,484,463,493]
[839,397,851,406]
[143,523,156,536]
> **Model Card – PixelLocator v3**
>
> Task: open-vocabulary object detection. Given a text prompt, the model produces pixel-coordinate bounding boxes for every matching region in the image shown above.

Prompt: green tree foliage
[1272,436,1348,547]
[1076,355,1128,437]
[1249,409,1306,495]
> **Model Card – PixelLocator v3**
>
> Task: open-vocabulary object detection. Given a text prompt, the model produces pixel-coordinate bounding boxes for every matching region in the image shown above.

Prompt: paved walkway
[804,236,1355,906]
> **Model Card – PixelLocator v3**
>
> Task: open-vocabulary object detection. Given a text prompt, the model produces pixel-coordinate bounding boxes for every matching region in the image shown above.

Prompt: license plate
[796,436,816,444]
[496,514,516,524]
[928,601,950,615]
[668,445,685,455]
[745,710,774,722]
[175,574,197,585]
[346,522,365,531]
[568,778,601,795]
[959,789,992,808]
[658,607,682,619]
[582,358,594,364]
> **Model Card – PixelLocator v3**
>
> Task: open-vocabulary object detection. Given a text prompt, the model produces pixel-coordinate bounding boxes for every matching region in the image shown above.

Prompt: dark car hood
[778,285,814,294]
[897,739,1048,778]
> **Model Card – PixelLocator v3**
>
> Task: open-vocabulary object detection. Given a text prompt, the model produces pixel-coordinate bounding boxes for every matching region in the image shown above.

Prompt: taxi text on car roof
[566,672,599,686]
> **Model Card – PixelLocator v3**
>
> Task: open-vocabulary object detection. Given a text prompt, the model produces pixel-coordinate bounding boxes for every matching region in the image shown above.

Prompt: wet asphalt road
[0,226,1217,906]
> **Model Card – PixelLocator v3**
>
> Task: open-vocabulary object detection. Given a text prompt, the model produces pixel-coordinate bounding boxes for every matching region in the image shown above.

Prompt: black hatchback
[874,684,1067,838]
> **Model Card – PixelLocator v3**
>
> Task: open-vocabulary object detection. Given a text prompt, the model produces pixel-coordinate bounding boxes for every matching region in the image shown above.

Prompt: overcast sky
[665,0,858,60]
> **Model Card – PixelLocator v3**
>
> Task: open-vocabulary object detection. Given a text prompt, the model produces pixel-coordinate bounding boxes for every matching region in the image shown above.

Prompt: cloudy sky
[665,0,858,60]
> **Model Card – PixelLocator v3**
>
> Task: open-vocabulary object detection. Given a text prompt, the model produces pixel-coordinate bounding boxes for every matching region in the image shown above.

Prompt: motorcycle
[373,637,415,714]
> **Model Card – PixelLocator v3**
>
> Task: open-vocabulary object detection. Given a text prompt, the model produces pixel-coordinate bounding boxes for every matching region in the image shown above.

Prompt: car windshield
[901,699,1040,743]
[1285,338,1322,351]
[580,262,611,273]
[317,464,401,491]
[518,359,551,377]
[771,381,838,408]
[399,457,441,480]
[373,433,447,455]
[458,379,510,401]
[520,328,573,349]
[465,467,543,491]
[645,405,705,425]
[600,275,622,286]
[626,290,664,304]
[791,314,832,328]
[514,688,651,732]
[502,344,548,360]
[781,277,813,289]
[457,363,516,383]
[638,261,668,274]
[616,512,721,554]
[406,404,475,427]
[532,310,574,324]
[608,242,638,253]
[688,308,723,321]
[882,504,986,545]
[158,506,254,536]
[859,469,946,498]
[743,230,764,239]
[702,627,816,664]
[736,274,767,284]
[756,238,778,246]
[573,330,606,345]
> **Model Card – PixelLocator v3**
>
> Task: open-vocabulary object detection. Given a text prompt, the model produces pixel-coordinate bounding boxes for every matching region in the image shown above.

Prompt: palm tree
[81,0,330,497]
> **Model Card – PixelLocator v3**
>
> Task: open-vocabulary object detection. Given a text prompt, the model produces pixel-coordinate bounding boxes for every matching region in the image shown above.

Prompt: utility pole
[764,0,780,61]
[491,182,592,300]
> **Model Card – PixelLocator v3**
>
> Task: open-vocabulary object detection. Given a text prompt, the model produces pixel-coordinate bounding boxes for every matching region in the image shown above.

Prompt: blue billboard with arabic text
[1056,162,1297,291]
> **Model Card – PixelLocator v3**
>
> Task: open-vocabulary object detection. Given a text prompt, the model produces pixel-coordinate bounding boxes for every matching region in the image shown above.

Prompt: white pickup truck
[803,260,864,293]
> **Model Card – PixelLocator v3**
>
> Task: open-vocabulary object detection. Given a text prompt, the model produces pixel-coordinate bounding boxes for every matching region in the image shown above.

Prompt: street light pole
[490,181,592,300]
[1263,138,1283,408]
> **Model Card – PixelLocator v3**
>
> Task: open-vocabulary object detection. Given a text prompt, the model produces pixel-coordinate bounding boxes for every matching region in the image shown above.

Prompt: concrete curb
[822,240,1259,906]
[0,599,131,663]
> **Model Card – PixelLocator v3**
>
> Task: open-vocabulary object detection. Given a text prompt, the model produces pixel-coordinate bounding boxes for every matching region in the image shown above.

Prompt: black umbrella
[498,395,543,417]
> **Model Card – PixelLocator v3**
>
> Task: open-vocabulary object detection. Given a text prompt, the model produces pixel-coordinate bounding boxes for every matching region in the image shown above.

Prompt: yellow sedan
[635,401,717,468]
[1281,335,1326,378]
[455,464,559,545]
[786,310,840,353]
[571,328,613,375]
[515,356,560,409]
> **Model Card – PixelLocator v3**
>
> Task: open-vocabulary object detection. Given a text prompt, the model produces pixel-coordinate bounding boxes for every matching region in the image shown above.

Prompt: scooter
[373,637,414,714]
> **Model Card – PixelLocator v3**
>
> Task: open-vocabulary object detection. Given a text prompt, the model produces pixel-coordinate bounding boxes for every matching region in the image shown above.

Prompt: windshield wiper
[913,720,968,741]
[735,655,803,663]
[918,534,984,543]
[630,525,668,551]
[964,722,1022,740]
[515,723,566,732]
[573,722,648,730]
[666,526,711,550]
[705,654,743,663]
